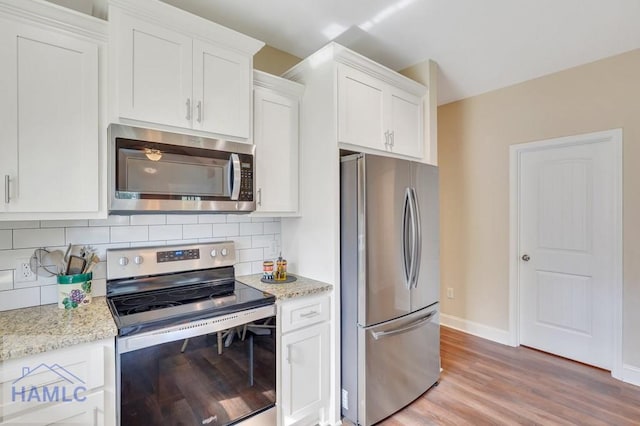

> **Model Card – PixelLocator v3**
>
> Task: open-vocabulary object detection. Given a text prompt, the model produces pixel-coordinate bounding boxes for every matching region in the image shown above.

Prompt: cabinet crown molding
[0,0,108,41]
[283,42,427,97]
[254,70,305,98]
[108,0,264,55]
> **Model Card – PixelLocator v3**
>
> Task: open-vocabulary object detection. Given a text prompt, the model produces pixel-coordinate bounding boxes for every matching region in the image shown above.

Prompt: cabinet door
[0,391,104,426]
[193,40,251,139]
[0,19,99,213]
[281,322,330,425]
[337,65,385,150]
[115,12,192,128]
[389,88,423,158]
[254,87,299,213]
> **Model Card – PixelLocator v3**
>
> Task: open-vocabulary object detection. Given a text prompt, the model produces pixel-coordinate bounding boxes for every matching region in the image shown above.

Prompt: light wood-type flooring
[356,326,640,425]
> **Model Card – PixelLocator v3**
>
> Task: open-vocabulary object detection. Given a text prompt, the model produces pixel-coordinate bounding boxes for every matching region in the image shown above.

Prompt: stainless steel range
[106,242,276,426]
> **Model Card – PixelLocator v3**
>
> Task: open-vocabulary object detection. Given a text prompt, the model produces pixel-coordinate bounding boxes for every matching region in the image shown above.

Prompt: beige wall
[254,45,301,76]
[436,48,640,366]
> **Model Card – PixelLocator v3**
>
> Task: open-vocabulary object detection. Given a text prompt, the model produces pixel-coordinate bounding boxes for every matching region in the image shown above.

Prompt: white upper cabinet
[109,0,263,141]
[0,1,107,220]
[337,61,425,159]
[253,71,303,215]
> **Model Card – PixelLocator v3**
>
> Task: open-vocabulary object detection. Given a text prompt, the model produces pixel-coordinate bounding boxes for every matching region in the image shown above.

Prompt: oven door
[116,305,276,426]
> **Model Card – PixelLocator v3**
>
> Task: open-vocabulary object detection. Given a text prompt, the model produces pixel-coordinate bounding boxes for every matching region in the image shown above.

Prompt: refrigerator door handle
[410,188,422,288]
[370,310,436,340]
[402,188,412,289]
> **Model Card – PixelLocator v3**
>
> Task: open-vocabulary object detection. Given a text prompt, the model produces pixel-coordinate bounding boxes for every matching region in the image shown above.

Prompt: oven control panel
[106,242,236,280]
[157,249,200,263]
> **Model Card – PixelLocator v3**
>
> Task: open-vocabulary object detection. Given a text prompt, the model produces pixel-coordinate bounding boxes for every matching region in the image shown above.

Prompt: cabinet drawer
[281,295,330,334]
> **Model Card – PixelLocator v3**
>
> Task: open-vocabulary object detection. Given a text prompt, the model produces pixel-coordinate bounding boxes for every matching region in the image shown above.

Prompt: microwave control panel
[239,161,253,201]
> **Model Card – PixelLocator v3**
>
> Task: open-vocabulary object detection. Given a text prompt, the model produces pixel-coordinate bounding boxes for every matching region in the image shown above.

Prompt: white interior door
[518,135,620,369]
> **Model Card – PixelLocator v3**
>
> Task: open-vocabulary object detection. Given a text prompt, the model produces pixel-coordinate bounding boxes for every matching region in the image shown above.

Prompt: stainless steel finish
[107,241,236,280]
[359,307,440,425]
[341,153,440,426]
[4,175,9,204]
[257,188,262,206]
[118,257,129,267]
[186,98,191,120]
[370,310,435,340]
[522,254,530,261]
[108,124,255,213]
[118,304,275,354]
[196,100,202,122]
[230,153,241,201]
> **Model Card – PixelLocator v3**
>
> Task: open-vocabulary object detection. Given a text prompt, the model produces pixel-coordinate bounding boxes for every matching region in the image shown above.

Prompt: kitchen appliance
[340,153,440,426]
[106,242,276,426]
[108,124,255,213]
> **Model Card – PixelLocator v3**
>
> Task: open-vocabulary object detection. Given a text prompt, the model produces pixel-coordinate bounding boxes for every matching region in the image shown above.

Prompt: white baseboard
[440,313,511,346]
[620,364,640,387]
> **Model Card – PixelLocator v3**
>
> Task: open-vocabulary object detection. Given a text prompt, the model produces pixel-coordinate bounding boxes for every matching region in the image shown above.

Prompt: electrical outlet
[15,258,36,283]
[447,287,454,299]
[341,389,349,410]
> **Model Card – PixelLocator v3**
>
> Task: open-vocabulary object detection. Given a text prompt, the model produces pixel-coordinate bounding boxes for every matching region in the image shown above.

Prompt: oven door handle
[229,153,241,201]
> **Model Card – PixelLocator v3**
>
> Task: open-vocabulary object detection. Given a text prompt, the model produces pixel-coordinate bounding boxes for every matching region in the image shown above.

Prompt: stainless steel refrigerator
[340,153,440,426]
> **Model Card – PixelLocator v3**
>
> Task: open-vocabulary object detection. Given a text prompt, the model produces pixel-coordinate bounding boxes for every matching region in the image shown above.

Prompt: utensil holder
[57,272,92,309]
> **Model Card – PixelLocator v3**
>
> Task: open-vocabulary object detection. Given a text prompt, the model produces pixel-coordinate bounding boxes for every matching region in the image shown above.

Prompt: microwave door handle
[229,153,241,201]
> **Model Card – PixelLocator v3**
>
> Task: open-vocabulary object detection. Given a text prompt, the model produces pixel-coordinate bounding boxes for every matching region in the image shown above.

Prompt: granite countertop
[0,296,117,362]
[238,273,333,300]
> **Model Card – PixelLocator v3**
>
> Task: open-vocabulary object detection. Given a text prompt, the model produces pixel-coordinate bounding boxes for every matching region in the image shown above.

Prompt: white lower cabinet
[279,294,330,426]
[0,338,115,426]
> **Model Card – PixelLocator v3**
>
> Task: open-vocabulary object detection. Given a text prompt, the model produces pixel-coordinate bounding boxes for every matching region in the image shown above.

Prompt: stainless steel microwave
[108,124,255,213]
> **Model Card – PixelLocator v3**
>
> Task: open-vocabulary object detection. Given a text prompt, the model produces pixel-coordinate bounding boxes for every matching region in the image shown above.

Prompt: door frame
[508,128,623,379]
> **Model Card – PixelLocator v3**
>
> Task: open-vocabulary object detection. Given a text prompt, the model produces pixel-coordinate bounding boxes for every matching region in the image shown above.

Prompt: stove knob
[118,257,129,267]
[210,249,217,258]
[134,256,144,265]
[221,248,228,256]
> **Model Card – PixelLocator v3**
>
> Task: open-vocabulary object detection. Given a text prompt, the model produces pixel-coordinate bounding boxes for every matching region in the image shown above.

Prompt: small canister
[263,260,274,280]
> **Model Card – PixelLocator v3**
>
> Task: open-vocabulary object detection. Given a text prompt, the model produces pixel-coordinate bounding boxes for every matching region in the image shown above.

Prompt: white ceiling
[49,0,640,105]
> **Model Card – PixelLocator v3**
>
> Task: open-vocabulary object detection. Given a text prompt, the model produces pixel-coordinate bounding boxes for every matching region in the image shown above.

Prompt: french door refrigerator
[341,153,440,426]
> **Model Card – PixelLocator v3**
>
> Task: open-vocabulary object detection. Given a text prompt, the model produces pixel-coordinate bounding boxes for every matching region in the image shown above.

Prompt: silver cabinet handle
[300,310,319,318]
[196,100,202,123]
[186,98,191,120]
[4,175,9,204]
[257,188,262,206]
[384,130,390,149]
[390,130,395,147]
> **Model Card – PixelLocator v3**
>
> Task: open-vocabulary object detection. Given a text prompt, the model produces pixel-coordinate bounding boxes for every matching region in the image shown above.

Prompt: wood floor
[374,326,640,425]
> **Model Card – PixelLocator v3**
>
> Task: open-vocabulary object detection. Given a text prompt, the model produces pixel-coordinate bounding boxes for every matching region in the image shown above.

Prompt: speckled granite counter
[0,296,117,362]
[238,273,333,300]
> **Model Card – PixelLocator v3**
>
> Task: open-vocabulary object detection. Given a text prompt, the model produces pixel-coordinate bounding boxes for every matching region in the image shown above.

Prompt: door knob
[521,254,530,262]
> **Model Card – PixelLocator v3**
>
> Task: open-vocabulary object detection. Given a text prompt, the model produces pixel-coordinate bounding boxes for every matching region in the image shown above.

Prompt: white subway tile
[226,215,251,223]
[149,225,182,241]
[40,285,58,305]
[110,226,149,243]
[211,224,239,238]
[129,241,166,248]
[183,224,212,239]
[264,222,281,235]
[0,249,35,270]
[252,235,274,249]
[0,270,13,291]
[170,239,199,246]
[66,227,110,245]
[251,261,265,274]
[166,215,198,225]
[13,228,65,249]
[199,238,226,243]
[41,220,88,228]
[233,236,252,250]
[0,221,39,230]
[198,214,227,224]
[90,243,129,260]
[251,216,275,223]
[0,230,12,250]
[130,215,167,225]
[240,223,263,236]
[92,262,106,280]
[234,262,252,276]
[92,278,106,297]
[89,215,130,227]
[237,248,264,263]
[0,287,40,311]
